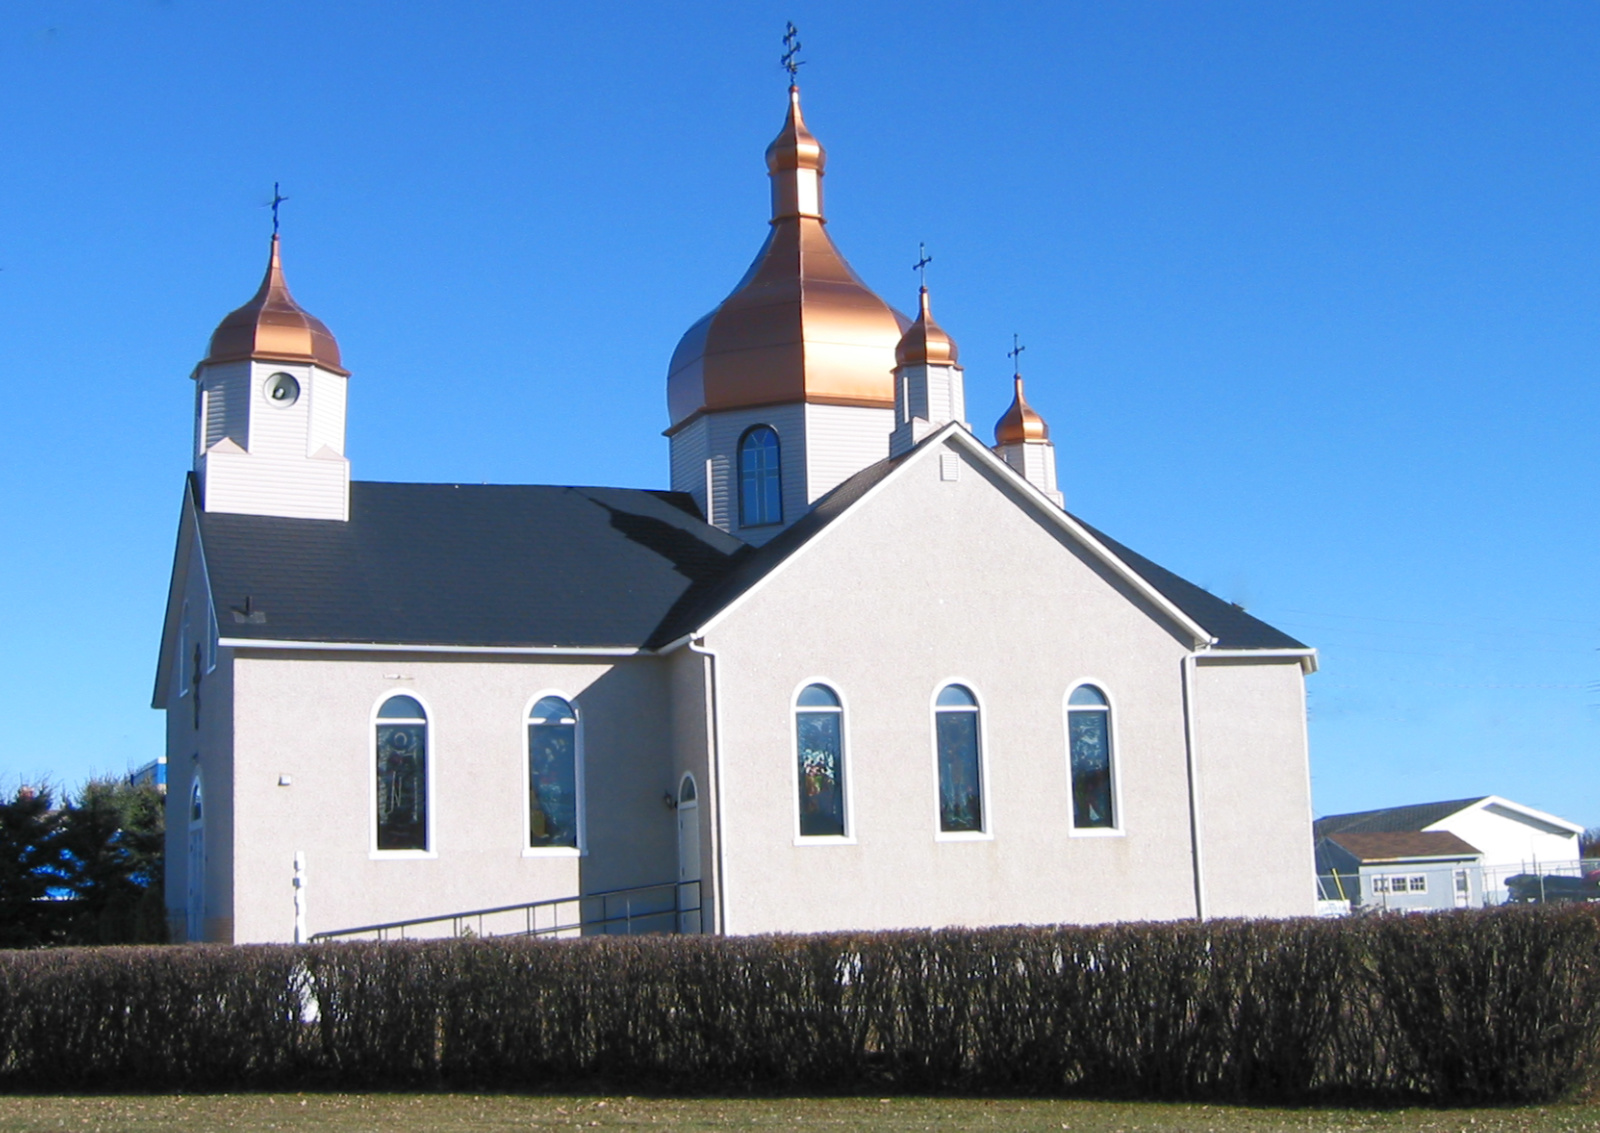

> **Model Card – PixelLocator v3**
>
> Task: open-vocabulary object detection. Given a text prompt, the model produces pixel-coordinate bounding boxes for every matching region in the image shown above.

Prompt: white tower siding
[890,363,967,458]
[670,403,894,545]
[996,440,1063,507]
[196,360,350,521]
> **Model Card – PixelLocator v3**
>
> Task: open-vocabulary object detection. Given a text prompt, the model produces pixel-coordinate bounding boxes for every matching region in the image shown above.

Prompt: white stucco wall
[1191,658,1316,918]
[698,437,1232,934]
[161,509,237,943]
[221,653,679,943]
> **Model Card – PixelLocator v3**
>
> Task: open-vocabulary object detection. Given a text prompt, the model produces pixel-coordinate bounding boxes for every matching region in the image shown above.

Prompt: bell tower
[664,83,908,544]
[993,370,1063,507]
[889,286,967,457]
[192,235,351,521]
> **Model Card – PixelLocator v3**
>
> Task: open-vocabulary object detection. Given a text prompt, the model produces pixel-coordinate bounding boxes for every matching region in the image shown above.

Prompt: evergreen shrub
[1,906,1598,1101]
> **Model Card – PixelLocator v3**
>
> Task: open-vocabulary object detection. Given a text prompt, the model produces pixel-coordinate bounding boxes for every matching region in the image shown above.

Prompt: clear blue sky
[2,2,1596,822]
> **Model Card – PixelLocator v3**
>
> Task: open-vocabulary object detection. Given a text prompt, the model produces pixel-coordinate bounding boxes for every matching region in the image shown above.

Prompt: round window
[264,372,301,407]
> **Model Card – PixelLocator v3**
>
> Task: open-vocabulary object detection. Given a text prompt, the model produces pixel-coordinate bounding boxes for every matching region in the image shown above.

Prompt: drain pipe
[1181,646,1214,921]
[687,638,729,935]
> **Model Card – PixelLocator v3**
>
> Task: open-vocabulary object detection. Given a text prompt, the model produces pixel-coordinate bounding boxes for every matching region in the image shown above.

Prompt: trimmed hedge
[2,907,1599,1101]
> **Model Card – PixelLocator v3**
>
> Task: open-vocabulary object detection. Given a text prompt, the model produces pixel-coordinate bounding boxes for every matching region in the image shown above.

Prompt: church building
[155,83,1318,943]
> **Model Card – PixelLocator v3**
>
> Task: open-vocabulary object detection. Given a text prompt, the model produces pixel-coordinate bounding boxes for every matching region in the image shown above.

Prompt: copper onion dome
[666,86,908,430]
[895,287,959,368]
[995,375,1049,445]
[200,235,348,375]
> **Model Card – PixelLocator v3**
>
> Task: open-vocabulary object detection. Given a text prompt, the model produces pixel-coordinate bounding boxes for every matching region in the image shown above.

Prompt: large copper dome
[666,86,907,431]
[200,235,347,375]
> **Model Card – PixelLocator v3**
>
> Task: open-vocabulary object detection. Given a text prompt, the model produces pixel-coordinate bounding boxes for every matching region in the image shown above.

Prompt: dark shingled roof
[1071,519,1308,650]
[1314,799,1488,839]
[193,453,1308,653]
[1320,830,1481,862]
[198,478,748,649]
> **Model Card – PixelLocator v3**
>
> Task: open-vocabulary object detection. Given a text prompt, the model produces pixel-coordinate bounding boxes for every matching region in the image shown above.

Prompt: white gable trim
[1426,796,1585,838]
[153,483,219,706]
[676,423,1216,650]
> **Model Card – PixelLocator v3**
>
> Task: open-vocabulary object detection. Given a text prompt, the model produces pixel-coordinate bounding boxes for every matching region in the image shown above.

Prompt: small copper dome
[995,375,1049,445]
[895,288,959,368]
[200,235,347,375]
[666,86,907,431]
[765,85,826,179]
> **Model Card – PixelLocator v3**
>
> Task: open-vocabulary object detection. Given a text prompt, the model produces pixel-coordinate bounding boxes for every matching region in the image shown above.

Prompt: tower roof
[666,86,907,431]
[895,287,960,368]
[994,374,1049,445]
[200,235,347,376]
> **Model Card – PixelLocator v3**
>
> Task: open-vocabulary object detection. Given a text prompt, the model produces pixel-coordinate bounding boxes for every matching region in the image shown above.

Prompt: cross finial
[1008,333,1026,376]
[270,182,289,236]
[781,22,804,85]
[913,243,933,289]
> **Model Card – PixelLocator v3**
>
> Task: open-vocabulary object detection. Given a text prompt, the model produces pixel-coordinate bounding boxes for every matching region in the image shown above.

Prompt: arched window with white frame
[738,425,782,527]
[1067,684,1115,829]
[935,684,985,833]
[375,694,429,852]
[186,769,205,941]
[795,683,846,838]
[527,695,580,850]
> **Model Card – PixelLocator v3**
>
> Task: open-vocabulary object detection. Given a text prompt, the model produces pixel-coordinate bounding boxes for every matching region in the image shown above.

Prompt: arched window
[738,426,782,527]
[527,695,580,849]
[186,770,205,941]
[796,683,846,837]
[1068,685,1115,829]
[935,684,984,833]
[375,695,428,851]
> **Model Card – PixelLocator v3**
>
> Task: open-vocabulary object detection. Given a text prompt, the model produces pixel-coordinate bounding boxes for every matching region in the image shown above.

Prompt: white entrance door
[676,775,701,933]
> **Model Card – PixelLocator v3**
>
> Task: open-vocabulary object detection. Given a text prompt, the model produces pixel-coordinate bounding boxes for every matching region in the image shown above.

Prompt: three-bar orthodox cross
[271,182,289,236]
[1008,333,1026,376]
[781,22,804,84]
[913,243,933,289]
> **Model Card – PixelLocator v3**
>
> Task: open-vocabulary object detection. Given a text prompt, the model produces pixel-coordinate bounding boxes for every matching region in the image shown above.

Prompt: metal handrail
[310,879,701,942]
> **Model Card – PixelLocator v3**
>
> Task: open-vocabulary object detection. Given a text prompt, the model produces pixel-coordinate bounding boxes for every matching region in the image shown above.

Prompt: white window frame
[1064,679,1124,837]
[790,678,855,846]
[930,679,994,842]
[369,690,438,860]
[522,689,586,857]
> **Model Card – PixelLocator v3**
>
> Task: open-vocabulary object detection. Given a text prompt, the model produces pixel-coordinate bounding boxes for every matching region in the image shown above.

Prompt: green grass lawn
[0,1095,1597,1133]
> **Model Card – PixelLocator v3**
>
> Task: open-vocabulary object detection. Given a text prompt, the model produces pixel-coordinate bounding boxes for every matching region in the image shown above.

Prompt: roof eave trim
[218,639,645,657]
[1196,646,1319,674]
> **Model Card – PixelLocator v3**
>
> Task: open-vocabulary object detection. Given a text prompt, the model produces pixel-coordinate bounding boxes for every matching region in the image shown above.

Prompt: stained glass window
[796,683,845,837]
[528,696,579,849]
[375,695,428,851]
[739,426,782,527]
[1068,685,1114,829]
[936,684,983,833]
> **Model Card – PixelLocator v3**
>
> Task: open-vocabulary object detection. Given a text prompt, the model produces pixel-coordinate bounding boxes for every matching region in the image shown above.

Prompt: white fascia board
[1195,647,1320,674]
[151,482,201,708]
[1356,853,1482,866]
[218,639,644,657]
[684,422,1215,649]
